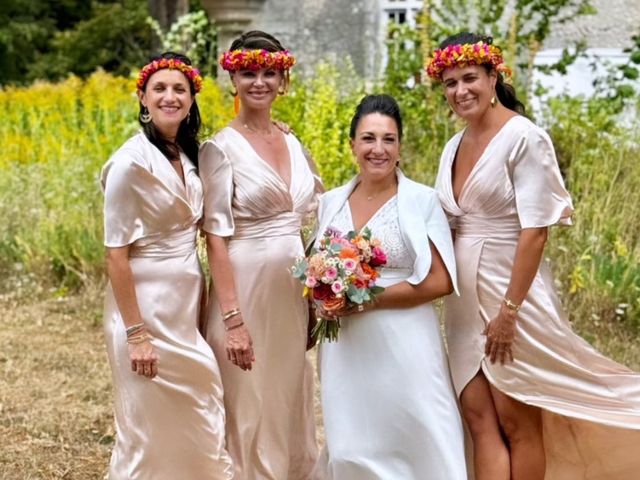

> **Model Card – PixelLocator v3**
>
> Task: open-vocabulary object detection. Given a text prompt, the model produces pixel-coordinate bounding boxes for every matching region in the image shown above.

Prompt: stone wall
[246,0,380,77]
[544,0,640,49]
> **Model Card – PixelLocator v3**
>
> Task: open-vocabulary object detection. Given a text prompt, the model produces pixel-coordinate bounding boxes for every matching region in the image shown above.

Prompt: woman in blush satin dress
[428,32,640,479]
[101,53,232,479]
[199,31,320,480]
[313,94,467,480]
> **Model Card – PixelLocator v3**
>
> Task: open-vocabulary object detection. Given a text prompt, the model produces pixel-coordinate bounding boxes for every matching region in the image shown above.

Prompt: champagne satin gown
[199,127,320,480]
[101,132,233,480]
[435,115,640,479]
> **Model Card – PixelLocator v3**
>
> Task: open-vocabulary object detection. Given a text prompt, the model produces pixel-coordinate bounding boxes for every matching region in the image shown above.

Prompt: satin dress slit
[435,115,640,479]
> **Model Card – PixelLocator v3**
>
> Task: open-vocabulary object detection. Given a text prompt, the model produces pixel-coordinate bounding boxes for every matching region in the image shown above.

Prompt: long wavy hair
[137,52,202,167]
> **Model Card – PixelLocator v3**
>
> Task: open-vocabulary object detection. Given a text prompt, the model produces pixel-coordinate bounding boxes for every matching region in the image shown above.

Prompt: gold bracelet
[222,308,241,322]
[225,321,244,332]
[127,333,151,345]
[125,323,145,337]
[503,297,521,313]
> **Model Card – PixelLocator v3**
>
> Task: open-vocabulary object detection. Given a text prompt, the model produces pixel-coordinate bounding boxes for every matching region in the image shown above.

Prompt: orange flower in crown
[425,41,512,80]
[137,58,203,93]
[219,49,296,72]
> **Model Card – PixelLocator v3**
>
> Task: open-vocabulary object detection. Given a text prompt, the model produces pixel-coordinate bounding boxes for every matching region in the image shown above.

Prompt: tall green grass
[543,95,640,334]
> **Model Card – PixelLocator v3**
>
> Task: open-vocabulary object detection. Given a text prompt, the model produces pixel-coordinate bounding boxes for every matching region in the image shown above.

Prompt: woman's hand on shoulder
[483,305,517,364]
[225,317,255,371]
[128,339,158,379]
[272,119,292,134]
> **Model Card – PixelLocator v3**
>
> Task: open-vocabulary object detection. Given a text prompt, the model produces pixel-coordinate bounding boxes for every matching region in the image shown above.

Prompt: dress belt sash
[456,214,522,239]
[233,212,301,240]
[130,226,197,258]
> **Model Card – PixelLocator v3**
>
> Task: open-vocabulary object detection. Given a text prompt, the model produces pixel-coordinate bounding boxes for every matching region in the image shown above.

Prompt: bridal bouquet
[292,227,387,342]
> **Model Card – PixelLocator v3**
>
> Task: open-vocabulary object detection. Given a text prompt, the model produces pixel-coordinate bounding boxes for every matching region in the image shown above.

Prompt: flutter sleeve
[424,193,458,294]
[199,140,235,237]
[401,181,458,294]
[509,126,574,228]
[101,154,147,248]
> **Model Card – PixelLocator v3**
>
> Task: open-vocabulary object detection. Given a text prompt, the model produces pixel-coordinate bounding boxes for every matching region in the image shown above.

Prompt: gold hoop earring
[490,96,497,107]
[230,86,238,97]
[140,107,152,124]
[278,85,286,95]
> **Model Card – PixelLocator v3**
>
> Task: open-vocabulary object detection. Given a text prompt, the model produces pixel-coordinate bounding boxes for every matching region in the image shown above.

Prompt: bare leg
[460,371,510,480]
[490,385,545,480]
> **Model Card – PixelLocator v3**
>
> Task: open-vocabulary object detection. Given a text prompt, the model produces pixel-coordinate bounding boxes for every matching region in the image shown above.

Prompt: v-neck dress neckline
[226,126,293,192]
[451,115,519,208]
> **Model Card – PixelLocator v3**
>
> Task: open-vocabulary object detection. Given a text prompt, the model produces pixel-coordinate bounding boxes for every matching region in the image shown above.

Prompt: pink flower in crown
[305,276,317,288]
[331,280,344,294]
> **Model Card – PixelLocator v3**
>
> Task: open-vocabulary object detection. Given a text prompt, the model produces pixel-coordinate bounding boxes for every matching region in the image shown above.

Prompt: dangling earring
[230,86,238,96]
[186,112,191,123]
[445,96,455,113]
[490,95,497,108]
[278,85,286,95]
[140,107,152,124]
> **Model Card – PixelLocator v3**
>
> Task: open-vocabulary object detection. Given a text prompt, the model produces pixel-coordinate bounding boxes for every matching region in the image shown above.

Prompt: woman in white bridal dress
[313,94,467,480]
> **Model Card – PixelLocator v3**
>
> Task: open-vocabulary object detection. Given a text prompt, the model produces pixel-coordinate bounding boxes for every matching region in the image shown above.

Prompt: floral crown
[136,58,203,93]
[219,49,296,72]
[425,41,512,80]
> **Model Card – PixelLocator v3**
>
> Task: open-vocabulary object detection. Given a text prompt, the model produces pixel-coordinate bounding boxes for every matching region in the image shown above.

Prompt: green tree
[0,0,153,85]
[32,0,153,81]
[0,0,88,84]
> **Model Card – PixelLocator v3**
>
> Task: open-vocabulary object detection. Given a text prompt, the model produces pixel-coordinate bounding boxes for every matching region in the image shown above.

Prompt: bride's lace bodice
[331,196,413,270]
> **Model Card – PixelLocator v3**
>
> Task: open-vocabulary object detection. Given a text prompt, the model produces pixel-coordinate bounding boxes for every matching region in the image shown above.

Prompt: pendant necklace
[361,181,396,201]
